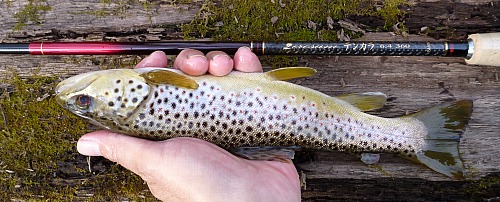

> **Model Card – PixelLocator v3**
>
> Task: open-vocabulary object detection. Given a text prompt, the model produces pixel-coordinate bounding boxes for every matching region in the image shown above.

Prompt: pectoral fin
[141,69,199,90]
[335,92,387,111]
[266,67,316,81]
[230,146,301,163]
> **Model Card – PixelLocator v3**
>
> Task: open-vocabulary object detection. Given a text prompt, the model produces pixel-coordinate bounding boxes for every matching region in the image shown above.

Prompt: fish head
[55,69,150,128]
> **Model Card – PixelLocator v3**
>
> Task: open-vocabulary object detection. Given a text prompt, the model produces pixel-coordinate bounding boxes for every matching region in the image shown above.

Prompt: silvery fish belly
[55,67,473,179]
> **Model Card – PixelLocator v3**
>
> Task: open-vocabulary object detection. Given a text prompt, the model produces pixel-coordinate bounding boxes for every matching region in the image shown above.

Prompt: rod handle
[466,33,500,66]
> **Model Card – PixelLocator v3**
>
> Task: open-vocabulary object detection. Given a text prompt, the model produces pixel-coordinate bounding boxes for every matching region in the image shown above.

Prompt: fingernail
[188,53,206,59]
[239,46,251,51]
[77,139,102,156]
[211,54,231,61]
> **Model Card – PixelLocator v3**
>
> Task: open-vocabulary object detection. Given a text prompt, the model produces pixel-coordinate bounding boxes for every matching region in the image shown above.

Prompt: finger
[234,47,263,73]
[206,51,234,76]
[135,51,168,68]
[173,49,209,76]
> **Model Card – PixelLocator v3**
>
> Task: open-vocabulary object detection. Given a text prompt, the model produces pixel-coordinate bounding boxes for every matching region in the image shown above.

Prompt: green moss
[182,0,409,68]
[12,0,51,30]
[0,71,154,200]
[0,71,84,199]
[465,175,500,197]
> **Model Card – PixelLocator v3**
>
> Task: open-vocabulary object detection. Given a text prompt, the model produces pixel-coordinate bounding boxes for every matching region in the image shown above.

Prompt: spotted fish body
[56,67,472,178]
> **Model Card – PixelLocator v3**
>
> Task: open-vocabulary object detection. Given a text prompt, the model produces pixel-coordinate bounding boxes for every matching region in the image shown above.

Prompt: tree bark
[0,0,498,201]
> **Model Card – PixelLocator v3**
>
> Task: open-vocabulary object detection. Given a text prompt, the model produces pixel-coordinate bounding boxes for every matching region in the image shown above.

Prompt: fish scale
[55,67,473,178]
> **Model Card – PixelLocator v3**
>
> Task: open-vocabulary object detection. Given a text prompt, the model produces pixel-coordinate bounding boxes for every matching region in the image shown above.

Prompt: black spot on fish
[202,122,208,127]
[184,113,189,119]
[120,104,126,108]
[247,115,253,121]
[171,103,176,109]
[163,98,168,103]
[108,102,115,107]
[117,96,122,101]
[116,80,121,84]
[149,109,154,115]
[245,126,253,132]
[231,120,237,125]
[248,102,253,107]
[174,113,180,119]
[201,103,206,109]
[255,132,262,138]
[164,110,170,116]
[210,114,215,120]
[159,115,163,120]
[129,80,134,84]
[157,99,162,104]
[218,111,224,118]
[210,126,216,132]
[132,97,138,103]
[114,88,119,93]
[139,113,146,120]
[143,95,148,100]
[131,88,136,92]
[137,85,143,89]
[235,128,242,134]
[194,111,199,118]
[105,92,109,96]
[222,123,228,129]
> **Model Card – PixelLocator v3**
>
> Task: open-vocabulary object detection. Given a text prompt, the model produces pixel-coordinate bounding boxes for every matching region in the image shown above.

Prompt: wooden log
[0,0,498,201]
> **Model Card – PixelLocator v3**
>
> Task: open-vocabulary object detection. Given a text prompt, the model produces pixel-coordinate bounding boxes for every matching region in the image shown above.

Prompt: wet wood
[0,0,499,201]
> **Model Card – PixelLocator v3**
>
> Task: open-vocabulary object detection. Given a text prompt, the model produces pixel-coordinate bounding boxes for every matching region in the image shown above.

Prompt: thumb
[77,130,161,181]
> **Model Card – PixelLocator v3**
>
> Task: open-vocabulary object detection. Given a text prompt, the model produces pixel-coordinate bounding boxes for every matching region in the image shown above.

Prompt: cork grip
[466,33,500,66]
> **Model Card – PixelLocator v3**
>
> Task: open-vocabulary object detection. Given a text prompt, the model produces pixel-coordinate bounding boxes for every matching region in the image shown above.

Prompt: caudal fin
[408,100,473,179]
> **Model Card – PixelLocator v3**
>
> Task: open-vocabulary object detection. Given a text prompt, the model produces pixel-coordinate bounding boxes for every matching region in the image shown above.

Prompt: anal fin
[230,146,301,163]
[335,92,387,111]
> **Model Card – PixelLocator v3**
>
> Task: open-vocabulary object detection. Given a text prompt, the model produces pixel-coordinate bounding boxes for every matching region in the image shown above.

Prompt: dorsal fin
[266,67,316,81]
[335,92,387,111]
[141,69,199,90]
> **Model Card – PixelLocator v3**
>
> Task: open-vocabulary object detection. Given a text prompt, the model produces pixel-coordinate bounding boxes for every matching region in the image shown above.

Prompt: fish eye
[75,95,92,110]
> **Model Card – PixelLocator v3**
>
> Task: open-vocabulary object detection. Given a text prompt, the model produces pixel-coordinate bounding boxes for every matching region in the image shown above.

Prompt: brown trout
[55,67,472,178]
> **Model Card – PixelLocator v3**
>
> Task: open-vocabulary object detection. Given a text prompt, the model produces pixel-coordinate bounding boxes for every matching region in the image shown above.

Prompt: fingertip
[135,51,168,68]
[206,51,234,76]
[173,49,209,76]
[234,47,263,73]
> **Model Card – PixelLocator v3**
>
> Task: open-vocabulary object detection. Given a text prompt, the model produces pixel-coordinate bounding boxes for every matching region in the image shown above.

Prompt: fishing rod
[1,33,499,67]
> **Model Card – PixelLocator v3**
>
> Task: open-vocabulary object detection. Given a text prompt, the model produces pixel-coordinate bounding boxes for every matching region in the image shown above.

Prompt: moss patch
[182,0,409,68]
[12,0,52,30]
[0,71,153,200]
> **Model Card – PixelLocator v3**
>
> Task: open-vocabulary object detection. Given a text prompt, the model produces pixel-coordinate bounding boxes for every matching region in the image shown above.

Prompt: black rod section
[0,43,30,54]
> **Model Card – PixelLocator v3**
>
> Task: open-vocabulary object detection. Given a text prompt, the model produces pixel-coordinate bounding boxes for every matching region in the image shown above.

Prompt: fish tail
[407,100,473,179]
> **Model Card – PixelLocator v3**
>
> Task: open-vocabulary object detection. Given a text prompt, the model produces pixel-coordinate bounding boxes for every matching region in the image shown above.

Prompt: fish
[55,67,473,179]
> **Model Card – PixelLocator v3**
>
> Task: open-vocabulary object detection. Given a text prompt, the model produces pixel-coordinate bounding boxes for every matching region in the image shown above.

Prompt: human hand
[76,47,301,201]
